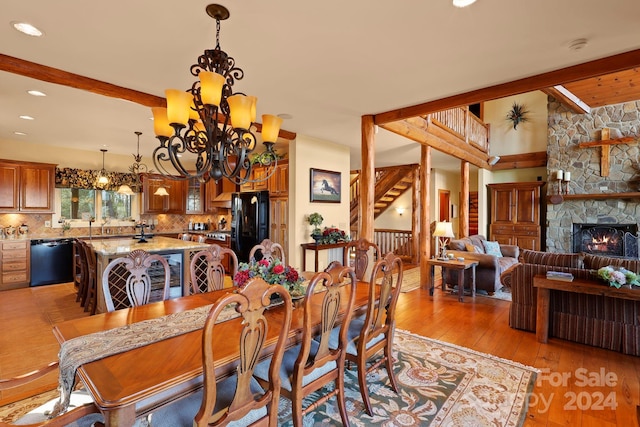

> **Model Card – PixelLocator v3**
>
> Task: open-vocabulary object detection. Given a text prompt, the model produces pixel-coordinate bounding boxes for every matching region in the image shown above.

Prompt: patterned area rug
[2,331,535,426]
[400,267,422,292]
[278,329,537,426]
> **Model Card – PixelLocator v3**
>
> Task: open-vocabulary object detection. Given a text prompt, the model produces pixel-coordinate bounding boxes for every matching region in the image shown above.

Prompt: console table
[301,242,349,272]
[533,275,640,343]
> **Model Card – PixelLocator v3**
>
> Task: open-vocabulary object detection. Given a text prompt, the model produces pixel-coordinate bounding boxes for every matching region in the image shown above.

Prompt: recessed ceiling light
[568,38,588,51]
[277,113,293,120]
[14,131,27,136]
[27,90,46,97]
[19,115,35,120]
[11,21,44,37]
[452,0,477,7]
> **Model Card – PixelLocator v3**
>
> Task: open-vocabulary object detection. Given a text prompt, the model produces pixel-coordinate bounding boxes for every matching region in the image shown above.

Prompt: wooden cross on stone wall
[578,127,636,177]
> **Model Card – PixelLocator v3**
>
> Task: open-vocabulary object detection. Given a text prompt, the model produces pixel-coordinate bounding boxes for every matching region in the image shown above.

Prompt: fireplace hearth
[572,223,639,258]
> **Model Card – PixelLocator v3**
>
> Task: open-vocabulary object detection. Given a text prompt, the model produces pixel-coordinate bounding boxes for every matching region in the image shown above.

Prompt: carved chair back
[249,239,285,264]
[101,249,171,312]
[190,244,239,294]
[343,238,381,281]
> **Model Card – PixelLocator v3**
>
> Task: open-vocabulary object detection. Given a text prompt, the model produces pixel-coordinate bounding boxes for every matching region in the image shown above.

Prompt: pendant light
[96,149,109,188]
[118,131,150,195]
[154,185,170,196]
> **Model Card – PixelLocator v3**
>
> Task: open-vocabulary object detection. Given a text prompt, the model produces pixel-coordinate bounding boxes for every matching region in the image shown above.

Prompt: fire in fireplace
[572,223,639,258]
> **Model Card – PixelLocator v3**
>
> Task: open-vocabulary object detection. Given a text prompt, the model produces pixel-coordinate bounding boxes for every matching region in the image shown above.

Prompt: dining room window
[56,188,138,227]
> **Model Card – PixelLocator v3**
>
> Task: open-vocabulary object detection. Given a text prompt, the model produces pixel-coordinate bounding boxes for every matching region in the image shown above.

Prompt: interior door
[438,190,450,222]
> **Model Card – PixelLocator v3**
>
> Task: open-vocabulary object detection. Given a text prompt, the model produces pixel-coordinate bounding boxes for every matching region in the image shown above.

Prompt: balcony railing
[350,228,415,262]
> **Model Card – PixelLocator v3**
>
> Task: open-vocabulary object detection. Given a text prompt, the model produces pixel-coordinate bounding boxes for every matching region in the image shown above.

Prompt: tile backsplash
[0,212,231,239]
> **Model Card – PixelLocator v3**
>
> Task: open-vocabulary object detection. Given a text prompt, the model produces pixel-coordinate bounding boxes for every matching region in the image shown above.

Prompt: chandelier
[151,4,283,185]
[118,131,152,195]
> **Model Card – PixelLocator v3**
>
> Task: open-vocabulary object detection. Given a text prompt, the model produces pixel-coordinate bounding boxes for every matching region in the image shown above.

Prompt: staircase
[350,164,417,227]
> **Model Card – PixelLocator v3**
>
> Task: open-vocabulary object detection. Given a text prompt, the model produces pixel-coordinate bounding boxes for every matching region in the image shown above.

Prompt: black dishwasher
[30,238,74,286]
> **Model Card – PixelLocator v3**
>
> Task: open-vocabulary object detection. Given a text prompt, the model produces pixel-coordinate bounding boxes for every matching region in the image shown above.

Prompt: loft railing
[350,228,415,262]
[429,107,489,152]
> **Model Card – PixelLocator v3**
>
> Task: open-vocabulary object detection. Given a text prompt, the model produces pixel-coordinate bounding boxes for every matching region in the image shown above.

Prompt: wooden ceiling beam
[374,49,640,124]
[380,117,489,169]
[491,151,548,170]
[0,53,297,141]
[542,85,591,114]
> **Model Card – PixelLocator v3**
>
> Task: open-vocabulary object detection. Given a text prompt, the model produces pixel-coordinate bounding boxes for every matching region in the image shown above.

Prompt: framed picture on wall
[310,168,341,203]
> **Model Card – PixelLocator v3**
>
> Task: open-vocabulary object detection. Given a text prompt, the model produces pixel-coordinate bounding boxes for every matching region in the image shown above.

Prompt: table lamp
[433,221,455,260]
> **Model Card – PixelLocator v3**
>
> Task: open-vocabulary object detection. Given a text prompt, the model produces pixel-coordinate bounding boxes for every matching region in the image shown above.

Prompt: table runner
[49,303,241,418]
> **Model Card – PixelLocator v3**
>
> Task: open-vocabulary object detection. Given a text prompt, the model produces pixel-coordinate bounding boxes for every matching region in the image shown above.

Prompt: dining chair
[74,239,89,308]
[0,361,103,427]
[343,238,381,281]
[249,239,285,264]
[148,277,293,427]
[339,252,403,416]
[79,241,98,315]
[254,261,357,427]
[101,249,171,312]
[189,244,239,293]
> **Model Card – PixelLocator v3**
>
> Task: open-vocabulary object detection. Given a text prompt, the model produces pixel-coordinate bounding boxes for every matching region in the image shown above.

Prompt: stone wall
[546,98,640,252]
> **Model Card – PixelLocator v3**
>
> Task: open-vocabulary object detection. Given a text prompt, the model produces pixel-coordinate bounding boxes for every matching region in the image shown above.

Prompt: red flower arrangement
[233,258,305,297]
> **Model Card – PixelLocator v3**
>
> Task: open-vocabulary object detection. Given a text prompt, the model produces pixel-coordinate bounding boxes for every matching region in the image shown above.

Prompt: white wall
[289,135,350,271]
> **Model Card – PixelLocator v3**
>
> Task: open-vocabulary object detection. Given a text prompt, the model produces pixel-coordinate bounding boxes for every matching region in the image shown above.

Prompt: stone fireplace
[545,97,640,254]
[572,223,638,257]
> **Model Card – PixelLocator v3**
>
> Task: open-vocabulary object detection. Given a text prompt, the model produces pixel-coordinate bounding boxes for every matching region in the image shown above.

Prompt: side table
[301,242,349,272]
[426,258,479,302]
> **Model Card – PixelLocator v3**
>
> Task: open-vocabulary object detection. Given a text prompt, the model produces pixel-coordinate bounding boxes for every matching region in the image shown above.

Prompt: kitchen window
[54,188,139,228]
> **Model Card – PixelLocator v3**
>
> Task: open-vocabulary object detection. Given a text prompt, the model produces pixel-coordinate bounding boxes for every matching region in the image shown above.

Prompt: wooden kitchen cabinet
[488,181,545,251]
[142,175,186,214]
[269,197,288,261]
[0,160,55,213]
[268,160,288,197]
[0,240,30,290]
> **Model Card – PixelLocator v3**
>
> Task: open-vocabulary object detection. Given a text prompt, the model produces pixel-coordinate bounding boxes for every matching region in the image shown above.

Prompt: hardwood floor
[1,280,639,426]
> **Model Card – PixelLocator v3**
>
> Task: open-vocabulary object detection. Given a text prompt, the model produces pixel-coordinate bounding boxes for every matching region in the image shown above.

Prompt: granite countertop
[86,236,210,256]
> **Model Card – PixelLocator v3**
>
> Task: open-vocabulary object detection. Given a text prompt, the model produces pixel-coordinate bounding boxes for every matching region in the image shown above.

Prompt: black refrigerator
[231,191,270,262]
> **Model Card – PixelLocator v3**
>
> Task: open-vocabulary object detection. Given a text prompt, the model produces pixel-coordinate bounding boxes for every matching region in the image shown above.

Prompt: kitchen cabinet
[270,197,289,261]
[0,240,30,290]
[142,175,186,214]
[488,182,545,251]
[0,160,55,213]
[268,160,288,197]
[240,161,288,195]
[186,177,205,214]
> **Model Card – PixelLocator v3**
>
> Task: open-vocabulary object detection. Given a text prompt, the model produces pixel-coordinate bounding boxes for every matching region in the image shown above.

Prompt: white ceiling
[2,0,640,171]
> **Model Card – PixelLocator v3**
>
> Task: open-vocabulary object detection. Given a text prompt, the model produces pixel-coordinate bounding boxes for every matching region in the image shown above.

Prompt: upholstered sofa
[501,250,640,356]
[445,235,519,294]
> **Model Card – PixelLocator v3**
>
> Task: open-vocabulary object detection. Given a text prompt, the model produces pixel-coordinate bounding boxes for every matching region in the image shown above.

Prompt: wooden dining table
[52,280,371,426]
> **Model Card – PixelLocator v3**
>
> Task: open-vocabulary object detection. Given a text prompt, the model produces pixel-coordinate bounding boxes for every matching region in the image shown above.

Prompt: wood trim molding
[0,53,297,141]
[491,151,547,170]
[374,49,640,124]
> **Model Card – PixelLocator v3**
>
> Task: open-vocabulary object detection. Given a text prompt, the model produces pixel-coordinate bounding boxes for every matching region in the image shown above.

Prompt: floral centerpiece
[234,258,306,297]
[596,265,640,289]
[317,226,351,245]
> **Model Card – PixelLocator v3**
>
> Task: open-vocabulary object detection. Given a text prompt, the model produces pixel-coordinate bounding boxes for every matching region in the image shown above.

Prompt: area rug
[278,329,537,426]
[3,330,536,426]
[400,267,422,292]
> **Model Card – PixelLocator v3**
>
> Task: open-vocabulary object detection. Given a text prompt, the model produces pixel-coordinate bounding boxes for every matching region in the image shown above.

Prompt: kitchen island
[87,236,210,313]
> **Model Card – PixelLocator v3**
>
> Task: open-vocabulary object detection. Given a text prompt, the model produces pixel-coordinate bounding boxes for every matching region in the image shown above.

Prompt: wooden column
[459,160,469,238]
[411,166,420,264]
[419,145,431,289]
[360,115,375,241]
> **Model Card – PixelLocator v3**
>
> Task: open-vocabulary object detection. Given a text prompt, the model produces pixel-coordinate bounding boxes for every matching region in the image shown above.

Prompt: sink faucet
[101,218,110,235]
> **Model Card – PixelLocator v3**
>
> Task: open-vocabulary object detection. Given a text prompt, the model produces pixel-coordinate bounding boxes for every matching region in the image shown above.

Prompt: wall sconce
[488,156,501,166]
[396,207,405,216]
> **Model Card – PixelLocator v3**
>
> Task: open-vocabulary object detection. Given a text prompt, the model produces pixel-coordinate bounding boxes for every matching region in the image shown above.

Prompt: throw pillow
[482,240,503,257]
[465,243,479,253]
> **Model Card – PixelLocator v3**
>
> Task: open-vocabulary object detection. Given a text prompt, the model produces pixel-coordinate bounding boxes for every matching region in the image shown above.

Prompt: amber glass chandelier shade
[165,89,193,126]
[199,71,225,106]
[188,99,199,121]
[261,114,283,143]
[151,107,173,137]
[247,96,257,123]
[227,94,253,129]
